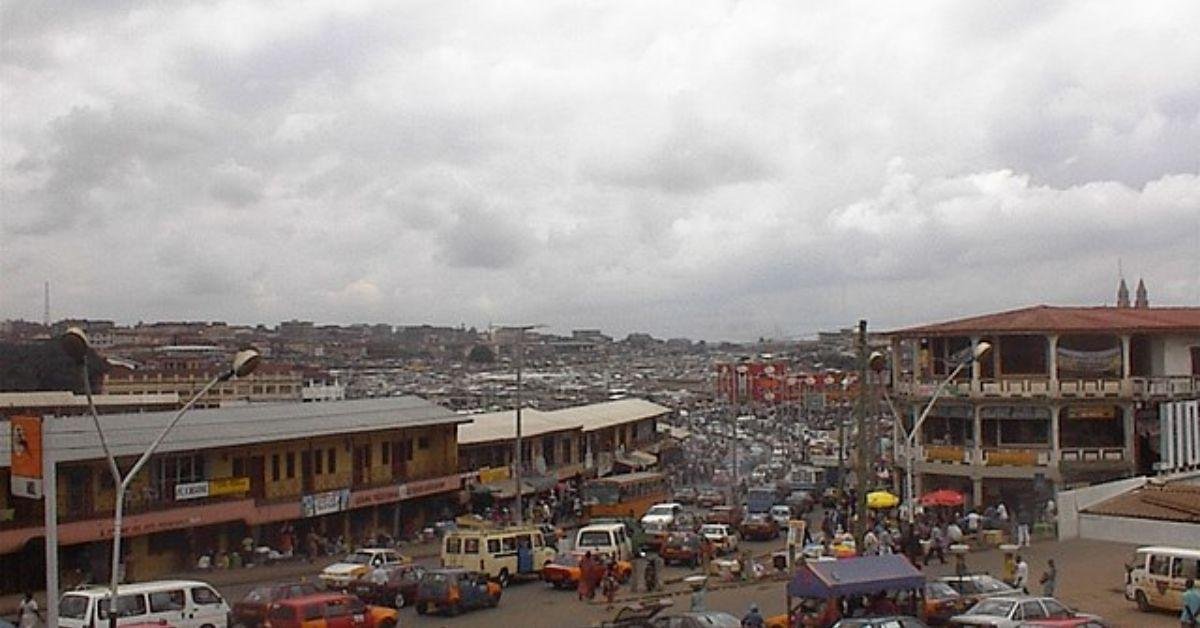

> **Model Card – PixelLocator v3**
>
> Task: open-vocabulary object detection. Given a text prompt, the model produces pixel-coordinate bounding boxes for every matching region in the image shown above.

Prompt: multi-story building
[885,300,1200,510]
[0,397,468,592]
[104,363,306,408]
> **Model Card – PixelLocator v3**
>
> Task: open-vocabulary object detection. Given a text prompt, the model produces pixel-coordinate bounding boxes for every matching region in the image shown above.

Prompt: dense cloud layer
[3,1,1199,340]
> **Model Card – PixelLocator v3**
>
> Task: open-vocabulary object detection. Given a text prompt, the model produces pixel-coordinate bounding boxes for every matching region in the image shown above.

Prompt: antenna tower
[43,281,50,327]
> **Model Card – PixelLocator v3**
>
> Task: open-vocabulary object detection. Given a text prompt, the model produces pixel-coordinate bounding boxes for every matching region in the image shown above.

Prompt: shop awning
[787,555,924,598]
[615,450,658,469]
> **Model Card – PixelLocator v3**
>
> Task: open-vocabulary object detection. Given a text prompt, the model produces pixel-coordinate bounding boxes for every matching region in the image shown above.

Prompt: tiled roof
[888,305,1200,337]
[1083,483,1200,523]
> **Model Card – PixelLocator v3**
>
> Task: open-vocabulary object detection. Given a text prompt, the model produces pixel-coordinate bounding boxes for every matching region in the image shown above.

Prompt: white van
[574,523,634,561]
[59,580,230,628]
[1126,545,1200,612]
[441,525,556,587]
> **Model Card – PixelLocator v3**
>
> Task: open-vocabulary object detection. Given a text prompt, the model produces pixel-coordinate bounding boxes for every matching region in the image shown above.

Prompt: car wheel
[1135,590,1151,612]
[447,602,462,617]
[489,593,500,608]
[378,620,395,628]
[393,592,405,609]
[416,602,428,615]
[498,568,511,588]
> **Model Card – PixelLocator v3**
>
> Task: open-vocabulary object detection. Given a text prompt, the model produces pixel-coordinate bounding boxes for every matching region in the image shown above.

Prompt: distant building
[104,363,306,408]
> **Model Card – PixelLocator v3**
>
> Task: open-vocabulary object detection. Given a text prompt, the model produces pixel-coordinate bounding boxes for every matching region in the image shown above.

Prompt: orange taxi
[541,551,632,589]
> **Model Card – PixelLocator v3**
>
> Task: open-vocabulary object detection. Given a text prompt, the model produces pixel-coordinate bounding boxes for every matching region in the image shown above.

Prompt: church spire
[1117,277,1130,308]
[1135,278,1148,308]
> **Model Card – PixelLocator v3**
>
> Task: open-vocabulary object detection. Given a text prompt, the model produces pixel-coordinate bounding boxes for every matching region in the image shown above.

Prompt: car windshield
[700,526,722,534]
[972,576,1013,593]
[578,531,612,546]
[244,586,275,602]
[343,551,374,564]
[926,582,958,599]
[554,554,581,566]
[59,595,90,620]
[647,506,674,516]
[967,599,1015,616]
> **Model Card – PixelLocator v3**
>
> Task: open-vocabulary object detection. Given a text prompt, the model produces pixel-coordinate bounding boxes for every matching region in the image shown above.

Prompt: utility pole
[514,330,525,526]
[853,319,870,546]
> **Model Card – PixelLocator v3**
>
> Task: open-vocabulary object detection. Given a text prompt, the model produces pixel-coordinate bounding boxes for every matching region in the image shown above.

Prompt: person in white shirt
[19,592,42,628]
[370,564,389,585]
[1013,555,1029,593]
[996,502,1009,523]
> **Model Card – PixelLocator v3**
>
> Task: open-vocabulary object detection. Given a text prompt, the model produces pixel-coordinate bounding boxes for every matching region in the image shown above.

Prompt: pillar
[1047,334,1059,385]
[891,337,902,390]
[1121,335,1132,379]
[972,405,983,465]
[1049,405,1061,463]
[1122,404,1135,465]
[972,477,983,508]
[971,336,982,387]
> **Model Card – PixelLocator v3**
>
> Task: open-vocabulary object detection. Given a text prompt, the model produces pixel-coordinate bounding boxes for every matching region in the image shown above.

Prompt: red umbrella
[920,489,965,507]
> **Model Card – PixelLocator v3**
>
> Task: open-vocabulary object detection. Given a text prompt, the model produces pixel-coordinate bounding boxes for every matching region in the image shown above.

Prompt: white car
[698,524,739,555]
[949,595,1097,627]
[770,505,792,528]
[640,502,684,528]
[319,548,408,588]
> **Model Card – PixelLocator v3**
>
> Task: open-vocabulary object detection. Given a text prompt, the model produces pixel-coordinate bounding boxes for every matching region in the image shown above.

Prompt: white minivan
[60,580,230,628]
[1126,545,1200,613]
[574,523,634,561]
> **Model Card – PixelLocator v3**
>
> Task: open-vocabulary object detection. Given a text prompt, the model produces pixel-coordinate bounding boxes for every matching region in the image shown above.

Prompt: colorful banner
[478,466,510,484]
[209,476,251,496]
[10,416,43,499]
[301,488,351,518]
[1056,347,1121,374]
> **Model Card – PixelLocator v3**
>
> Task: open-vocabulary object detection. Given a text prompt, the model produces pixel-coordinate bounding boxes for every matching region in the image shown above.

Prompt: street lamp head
[868,351,887,373]
[973,341,993,361]
[60,327,91,364]
[222,349,262,381]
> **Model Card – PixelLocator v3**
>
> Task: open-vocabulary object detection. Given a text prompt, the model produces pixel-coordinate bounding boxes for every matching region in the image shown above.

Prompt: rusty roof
[887,305,1200,337]
[1082,483,1200,523]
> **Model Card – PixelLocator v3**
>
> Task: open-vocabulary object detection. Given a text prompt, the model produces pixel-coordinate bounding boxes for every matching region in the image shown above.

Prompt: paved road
[208,536,1177,628]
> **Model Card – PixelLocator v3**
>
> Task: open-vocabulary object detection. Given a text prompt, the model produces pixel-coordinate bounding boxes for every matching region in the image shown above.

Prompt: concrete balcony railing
[894,375,1200,400]
[1059,446,1125,462]
[982,448,1050,467]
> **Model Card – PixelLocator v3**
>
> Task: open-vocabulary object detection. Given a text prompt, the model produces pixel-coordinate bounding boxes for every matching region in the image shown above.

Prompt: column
[1047,334,1059,387]
[1122,404,1135,468]
[1049,405,1061,463]
[1121,335,1132,379]
[972,477,983,508]
[971,336,982,389]
[891,337,902,390]
[972,405,983,465]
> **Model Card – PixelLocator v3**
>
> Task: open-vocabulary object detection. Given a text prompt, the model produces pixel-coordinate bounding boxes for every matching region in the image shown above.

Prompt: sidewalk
[0,539,444,621]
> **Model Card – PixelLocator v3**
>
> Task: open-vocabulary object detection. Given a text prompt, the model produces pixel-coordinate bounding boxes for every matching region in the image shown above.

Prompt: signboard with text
[301,489,350,518]
[210,477,251,496]
[174,482,210,501]
[10,416,43,499]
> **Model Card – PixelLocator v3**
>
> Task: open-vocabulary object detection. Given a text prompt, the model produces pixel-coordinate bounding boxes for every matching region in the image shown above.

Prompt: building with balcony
[885,304,1200,510]
[104,363,306,408]
[0,397,469,592]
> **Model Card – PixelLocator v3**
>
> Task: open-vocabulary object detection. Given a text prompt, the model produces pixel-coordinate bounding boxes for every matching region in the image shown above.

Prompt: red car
[232,582,319,628]
[1018,620,1108,627]
[263,593,397,628]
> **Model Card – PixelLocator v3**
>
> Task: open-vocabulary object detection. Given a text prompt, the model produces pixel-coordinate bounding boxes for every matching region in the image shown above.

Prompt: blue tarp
[787,555,925,598]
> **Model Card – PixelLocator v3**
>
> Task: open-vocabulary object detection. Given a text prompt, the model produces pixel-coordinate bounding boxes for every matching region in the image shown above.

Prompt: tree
[0,340,106,392]
[467,344,495,364]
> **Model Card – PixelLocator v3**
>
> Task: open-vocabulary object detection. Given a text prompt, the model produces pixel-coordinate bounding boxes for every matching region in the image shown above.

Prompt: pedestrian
[954,552,969,578]
[18,592,42,628]
[863,528,879,556]
[1017,508,1032,547]
[689,578,708,612]
[741,603,765,628]
[1039,559,1057,597]
[1013,555,1029,593]
[578,551,595,601]
[924,524,946,565]
[1181,578,1200,628]
[601,563,619,608]
[630,551,644,593]
[644,553,659,592]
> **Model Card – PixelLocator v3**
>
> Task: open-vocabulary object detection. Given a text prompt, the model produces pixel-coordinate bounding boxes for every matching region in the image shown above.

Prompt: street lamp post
[896,341,991,523]
[61,328,261,628]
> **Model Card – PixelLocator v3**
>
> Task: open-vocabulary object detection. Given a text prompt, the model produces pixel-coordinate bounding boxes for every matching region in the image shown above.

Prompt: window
[149,590,185,612]
[99,595,147,619]
[303,605,323,622]
[1042,599,1070,619]
[445,537,462,554]
[501,536,517,553]
[191,587,222,605]
[1173,557,1199,579]
[286,452,295,479]
[314,450,324,475]
[381,442,391,466]
[268,606,296,622]
[328,448,337,474]
[324,600,350,618]
[487,539,501,554]
[1019,601,1046,620]
[233,457,245,477]
[1150,555,1172,576]
[406,439,414,462]
[271,454,281,482]
[418,436,430,450]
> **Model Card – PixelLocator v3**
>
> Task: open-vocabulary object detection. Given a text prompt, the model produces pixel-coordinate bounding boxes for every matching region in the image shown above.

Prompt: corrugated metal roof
[887,305,1200,337]
[1083,483,1200,523]
[457,409,578,445]
[0,391,181,409]
[0,397,468,466]
[541,398,671,432]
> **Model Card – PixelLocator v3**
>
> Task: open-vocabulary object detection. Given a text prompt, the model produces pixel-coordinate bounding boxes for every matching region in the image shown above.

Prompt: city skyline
[3,1,1200,341]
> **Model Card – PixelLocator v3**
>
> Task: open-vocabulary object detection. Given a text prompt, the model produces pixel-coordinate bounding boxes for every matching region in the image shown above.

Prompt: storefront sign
[301,489,350,518]
[209,476,251,496]
[399,475,461,499]
[1067,406,1117,420]
[174,481,210,501]
[9,416,43,499]
[349,485,402,508]
[478,466,510,484]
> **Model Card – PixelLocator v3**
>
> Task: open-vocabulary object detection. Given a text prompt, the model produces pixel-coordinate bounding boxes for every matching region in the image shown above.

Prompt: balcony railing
[895,375,1199,400]
[1059,446,1125,462]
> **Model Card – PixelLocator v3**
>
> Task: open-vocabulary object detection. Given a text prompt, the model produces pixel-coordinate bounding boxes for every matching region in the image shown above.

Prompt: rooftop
[457,398,671,445]
[888,305,1200,337]
[1082,481,1200,523]
[0,396,468,467]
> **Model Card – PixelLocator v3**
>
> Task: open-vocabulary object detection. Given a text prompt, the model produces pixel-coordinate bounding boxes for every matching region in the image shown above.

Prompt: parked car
[770,504,793,528]
[232,582,318,628]
[263,593,396,628]
[59,581,230,628]
[541,551,632,589]
[414,568,501,616]
[347,564,426,609]
[739,513,780,541]
[1017,620,1108,627]
[660,532,703,567]
[698,524,739,555]
[599,599,739,627]
[938,574,1019,609]
[673,487,698,504]
[834,617,930,628]
[949,596,1097,627]
[921,581,968,625]
[319,548,408,589]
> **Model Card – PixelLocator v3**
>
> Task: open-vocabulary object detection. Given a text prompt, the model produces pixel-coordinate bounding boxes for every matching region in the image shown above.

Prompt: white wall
[1056,476,1148,539]
[1078,513,1200,548]
[1159,335,1200,376]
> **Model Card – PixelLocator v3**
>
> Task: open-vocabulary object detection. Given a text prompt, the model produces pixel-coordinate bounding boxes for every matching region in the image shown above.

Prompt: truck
[745,487,776,515]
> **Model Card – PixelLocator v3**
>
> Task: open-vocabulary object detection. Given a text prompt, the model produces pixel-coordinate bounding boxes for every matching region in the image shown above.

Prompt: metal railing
[895,375,1200,399]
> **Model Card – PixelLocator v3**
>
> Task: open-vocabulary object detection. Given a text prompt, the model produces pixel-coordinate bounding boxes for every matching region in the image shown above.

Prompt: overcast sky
[3,1,1199,341]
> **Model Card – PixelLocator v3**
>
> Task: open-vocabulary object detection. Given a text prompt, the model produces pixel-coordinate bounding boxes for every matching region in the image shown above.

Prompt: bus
[581,471,670,521]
